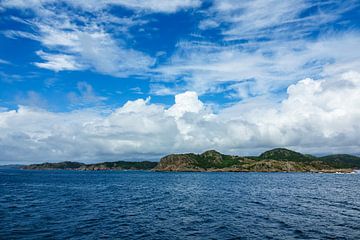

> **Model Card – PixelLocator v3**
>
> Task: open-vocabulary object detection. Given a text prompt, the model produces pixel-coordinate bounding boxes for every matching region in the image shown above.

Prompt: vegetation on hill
[22,148,360,172]
[23,161,84,170]
[320,154,360,168]
[259,148,315,161]
[155,148,359,172]
[23,161,157,170]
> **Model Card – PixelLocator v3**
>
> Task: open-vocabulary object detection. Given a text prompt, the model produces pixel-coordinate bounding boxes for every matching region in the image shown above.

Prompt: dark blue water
[1,170,360,239]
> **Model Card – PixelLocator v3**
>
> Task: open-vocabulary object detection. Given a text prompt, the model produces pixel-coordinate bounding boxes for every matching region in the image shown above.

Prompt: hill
[23,161,157,170]
[320,154,360,168]
[155,148,359,172]
[22,148,360,172]
[259,148,316,161]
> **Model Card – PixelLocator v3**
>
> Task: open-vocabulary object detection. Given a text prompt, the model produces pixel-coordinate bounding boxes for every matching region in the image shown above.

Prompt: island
[154,148,360,173]
[22,148,360,173]
[23,160,158,171]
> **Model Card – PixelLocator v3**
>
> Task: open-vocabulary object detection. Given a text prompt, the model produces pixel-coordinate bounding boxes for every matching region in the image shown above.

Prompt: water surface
[1,170,359,239]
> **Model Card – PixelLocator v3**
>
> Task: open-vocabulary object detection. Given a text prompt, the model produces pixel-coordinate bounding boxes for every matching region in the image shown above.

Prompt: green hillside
[23,148,360,172]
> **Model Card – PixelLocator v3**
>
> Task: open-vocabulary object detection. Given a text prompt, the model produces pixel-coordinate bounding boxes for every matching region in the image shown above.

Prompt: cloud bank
[0,1,359,164]
[1,71,359,164]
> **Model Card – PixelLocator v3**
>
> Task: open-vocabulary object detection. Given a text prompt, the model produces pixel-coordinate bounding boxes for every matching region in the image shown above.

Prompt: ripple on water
[1,170,360,239]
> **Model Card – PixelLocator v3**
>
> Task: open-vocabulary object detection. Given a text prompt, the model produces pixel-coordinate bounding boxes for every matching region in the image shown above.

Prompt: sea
[1,169,360,239]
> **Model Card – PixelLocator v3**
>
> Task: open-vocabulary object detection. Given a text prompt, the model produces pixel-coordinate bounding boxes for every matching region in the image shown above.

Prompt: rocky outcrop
[154,153,202,171]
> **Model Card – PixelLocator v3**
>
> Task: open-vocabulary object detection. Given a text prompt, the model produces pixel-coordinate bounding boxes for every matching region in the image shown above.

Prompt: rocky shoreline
[22,148,360,173]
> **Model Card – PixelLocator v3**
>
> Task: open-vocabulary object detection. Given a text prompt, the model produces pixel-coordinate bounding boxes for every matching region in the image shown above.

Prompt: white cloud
[1,0,155,77]
[4,0,359,87]
[14,91,48,108]
[201,0,357,41]
[220,71,360,152]
[0,71,23,83]
[34,24,154,76]
[166,91,204,118]
[0,1,359,164]
[159,1,358,99]
[155,32,360,98]
[67,82,107,107]
[104,0,201,13]
[149,84,179,96]
[198,19,219,30]
[34,51,84,71]
[0,0,201,14]
[0,58,10,65]
[0,71,359,164]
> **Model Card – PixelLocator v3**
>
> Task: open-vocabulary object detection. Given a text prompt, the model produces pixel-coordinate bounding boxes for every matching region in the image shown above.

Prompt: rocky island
[22,148,360,173]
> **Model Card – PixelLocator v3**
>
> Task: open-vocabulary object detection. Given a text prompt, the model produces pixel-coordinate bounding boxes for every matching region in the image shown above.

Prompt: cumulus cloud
[166,91,204,119]
[220,71,360,152]
[1,1,359,164]
[0,71,359,164]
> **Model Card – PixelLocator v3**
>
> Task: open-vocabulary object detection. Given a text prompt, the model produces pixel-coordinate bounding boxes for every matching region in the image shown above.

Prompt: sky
[0,0,360,164]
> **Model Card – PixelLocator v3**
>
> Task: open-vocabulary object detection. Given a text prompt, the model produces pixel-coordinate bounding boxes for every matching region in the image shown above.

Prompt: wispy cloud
[0,71,23,83]
[67,82,107,108]
[1,0,155,77]
[0,0,201,13]
[101,0,202,13]
[0,58,11,65]
[149,0,360,98]
[201,0,358,41]
[14,91,48,108]
[34,51,84,72]
[154,32,360,99]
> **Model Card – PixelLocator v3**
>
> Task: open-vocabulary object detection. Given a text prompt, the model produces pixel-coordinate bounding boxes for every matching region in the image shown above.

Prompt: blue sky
[0,0,360,163]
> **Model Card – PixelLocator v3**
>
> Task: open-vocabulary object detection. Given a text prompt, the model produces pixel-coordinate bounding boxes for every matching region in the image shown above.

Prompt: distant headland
[22,148,360,173]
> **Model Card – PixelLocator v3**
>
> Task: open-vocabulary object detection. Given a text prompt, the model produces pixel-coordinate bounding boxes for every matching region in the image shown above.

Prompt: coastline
[20,148,360,174]
[20,167,357,174]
